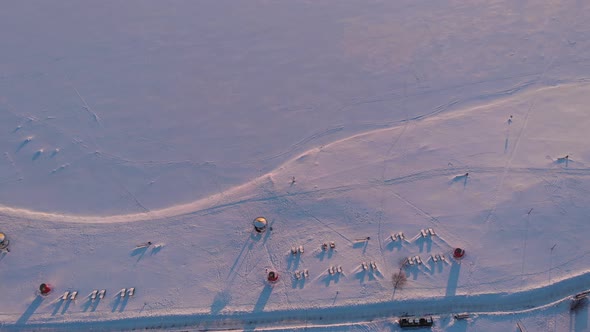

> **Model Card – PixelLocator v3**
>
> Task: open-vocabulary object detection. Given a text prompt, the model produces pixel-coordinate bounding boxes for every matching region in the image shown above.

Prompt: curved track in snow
[3,269,590,331]
[0,83,587,225]
[0,163,587,224]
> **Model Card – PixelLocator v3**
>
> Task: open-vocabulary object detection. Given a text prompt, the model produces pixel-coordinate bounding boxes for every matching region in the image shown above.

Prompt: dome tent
[0,232,9,250]
[267,270,279,282]
[453,247,465,259]
[39,283,52,296]
[253,217,267,233]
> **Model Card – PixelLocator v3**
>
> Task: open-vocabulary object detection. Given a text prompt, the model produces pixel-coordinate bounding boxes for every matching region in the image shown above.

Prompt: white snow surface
[2,1,590,331]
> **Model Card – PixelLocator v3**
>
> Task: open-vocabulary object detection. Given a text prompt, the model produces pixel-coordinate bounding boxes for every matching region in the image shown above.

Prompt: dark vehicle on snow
[399,316,434,328]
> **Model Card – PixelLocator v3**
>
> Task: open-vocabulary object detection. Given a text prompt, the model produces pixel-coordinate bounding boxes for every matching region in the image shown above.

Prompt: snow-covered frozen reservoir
[2,1,590,331]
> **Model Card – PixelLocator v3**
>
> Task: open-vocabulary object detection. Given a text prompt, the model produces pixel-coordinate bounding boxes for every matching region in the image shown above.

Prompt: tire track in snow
[284,196,354,245]
[482,9,572,224]
[2,80,590,224]
[376,82,410,264]
[71,84,102,126]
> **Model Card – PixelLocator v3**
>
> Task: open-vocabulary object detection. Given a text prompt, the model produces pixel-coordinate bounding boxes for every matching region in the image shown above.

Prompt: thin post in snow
[549,244,557,284]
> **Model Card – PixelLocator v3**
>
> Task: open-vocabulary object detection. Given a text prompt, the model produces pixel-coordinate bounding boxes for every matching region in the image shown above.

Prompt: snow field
[2,83,590,330]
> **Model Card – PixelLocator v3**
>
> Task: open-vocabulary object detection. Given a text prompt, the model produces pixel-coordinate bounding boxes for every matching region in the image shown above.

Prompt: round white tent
[253,217,267,233]
[0,232,8,250]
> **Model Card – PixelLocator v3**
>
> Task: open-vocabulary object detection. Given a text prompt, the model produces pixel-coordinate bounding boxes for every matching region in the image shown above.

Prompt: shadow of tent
[253,284,273,313]
[210,290,231,314]
[250,231,262,242]
[16,295,44,325]
[570,298,589,332]
[227,238,254,285]
[446,261,461,297]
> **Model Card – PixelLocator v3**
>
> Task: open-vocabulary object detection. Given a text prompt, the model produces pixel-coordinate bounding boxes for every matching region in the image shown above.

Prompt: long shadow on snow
[51,298,64,316]
[130,246,149,262]
[315,248,335,261]
[211,290,231,314]
[286,251,301,270]
[570,300,589,332]
[353,241,368,255]
[15,295,44,325]
[414,236,432,254]
[355,269,367,284]
[441,315,467,332]
[322,271,341,286]
[556,156,571,168]
[227,236,255,284]
[450,173,469,188]
[82,296,100,312]
[386,239,403,251]
[151,245,162,255]
[291,274,306,289]
[405,263,425,281]
[15,139,30,153]
[118,296,129,312]
[262,221,274,245]
[112,293,129,313]
[15,269,590,331]
[427,259,445,275]
[253,284,273,313]
[61,298,73,314]
[446,261,461,297]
